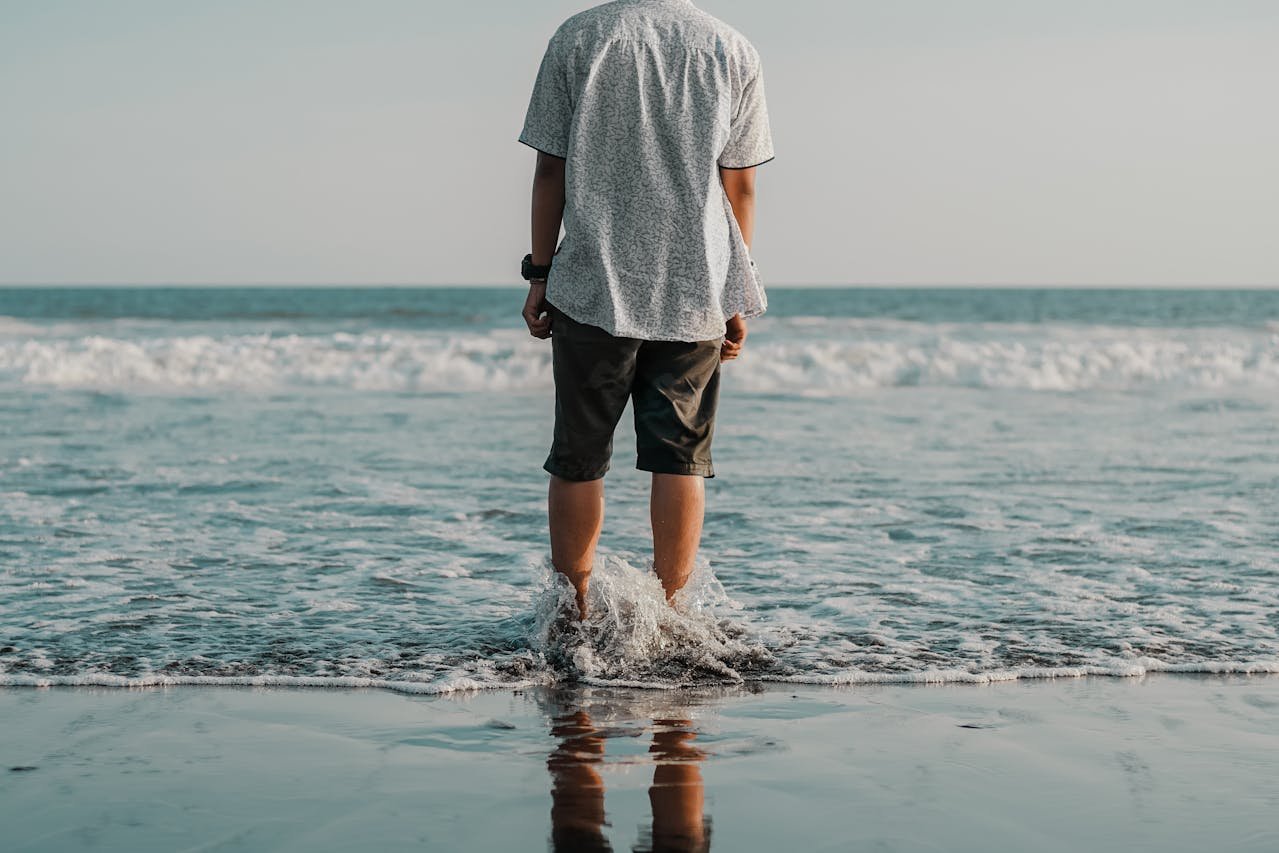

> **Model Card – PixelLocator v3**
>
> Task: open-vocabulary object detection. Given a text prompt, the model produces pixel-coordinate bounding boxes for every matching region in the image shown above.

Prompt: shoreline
[3,662,1278,695]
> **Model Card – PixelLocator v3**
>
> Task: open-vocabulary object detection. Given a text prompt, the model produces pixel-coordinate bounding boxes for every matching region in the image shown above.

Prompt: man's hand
[523,282,551,338]
[721,313,746,362]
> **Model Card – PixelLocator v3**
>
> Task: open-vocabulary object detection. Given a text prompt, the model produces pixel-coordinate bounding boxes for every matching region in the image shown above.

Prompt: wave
[0,330,553,392]
[0,672,540,694]
[0,315,44,336]
[4,661,1276,694]
[767,659,1279,685]
[0,323,1276,393]
[5,551,1277,694]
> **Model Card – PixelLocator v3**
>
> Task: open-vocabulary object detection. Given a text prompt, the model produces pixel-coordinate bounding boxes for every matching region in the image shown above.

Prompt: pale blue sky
[1,0,1276,285]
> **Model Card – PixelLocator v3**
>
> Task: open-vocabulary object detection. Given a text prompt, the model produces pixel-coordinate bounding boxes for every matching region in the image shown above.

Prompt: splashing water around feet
[530,554,776,688]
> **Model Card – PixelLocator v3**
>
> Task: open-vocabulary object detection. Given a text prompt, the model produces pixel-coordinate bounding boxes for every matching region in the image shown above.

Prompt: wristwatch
[521,254,552,282]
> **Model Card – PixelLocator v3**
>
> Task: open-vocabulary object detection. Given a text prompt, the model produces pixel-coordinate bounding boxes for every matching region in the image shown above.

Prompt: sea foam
[1,321,1276,393]
[530,555,774,688]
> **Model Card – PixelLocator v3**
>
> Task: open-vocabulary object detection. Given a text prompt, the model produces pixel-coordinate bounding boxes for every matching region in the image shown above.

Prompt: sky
[1,0,1276,287]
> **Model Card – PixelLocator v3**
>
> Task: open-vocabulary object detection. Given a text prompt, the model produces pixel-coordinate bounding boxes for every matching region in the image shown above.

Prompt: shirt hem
[718,155,775,170]
[517,136,568,160]
[552,302,728,343]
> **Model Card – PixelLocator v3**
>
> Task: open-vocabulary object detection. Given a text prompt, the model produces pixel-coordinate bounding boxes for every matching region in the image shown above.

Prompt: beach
[6,0,1279,846]
[4,674,1278,851]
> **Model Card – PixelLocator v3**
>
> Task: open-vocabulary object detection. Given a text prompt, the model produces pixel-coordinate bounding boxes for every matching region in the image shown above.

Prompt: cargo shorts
[543,302,723,481]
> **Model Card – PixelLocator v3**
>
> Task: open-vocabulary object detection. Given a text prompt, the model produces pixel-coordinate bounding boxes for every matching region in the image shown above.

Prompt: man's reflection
[642,717,709,852]
[546,700,711,852]
[549,709,611,852]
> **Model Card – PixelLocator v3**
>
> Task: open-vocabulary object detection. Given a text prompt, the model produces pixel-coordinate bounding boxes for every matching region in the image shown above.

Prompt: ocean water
[2,286,1277,693]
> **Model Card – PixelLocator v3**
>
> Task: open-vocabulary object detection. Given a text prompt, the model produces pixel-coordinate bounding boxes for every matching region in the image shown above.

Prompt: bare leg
[650,473,705,601]
[549,475,605,618]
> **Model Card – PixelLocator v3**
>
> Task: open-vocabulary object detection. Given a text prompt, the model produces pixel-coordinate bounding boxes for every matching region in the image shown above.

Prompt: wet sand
[3,674,1278,852]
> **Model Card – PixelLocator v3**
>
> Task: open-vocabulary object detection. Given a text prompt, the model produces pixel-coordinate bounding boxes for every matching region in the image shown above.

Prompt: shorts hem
[543,458,610,482]
[636,459,716,479]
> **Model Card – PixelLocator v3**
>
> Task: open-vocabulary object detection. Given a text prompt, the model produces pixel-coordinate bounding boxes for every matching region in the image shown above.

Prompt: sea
[2,286,1277,693]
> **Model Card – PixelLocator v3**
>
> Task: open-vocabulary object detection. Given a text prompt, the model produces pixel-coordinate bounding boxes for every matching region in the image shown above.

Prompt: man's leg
[543,303,640,619]
[549,475,605,618]
[632,334,721,602]
[650,473,705,600]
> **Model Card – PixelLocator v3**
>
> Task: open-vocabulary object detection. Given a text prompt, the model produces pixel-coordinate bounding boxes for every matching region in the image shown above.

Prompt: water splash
[530,554,775,688]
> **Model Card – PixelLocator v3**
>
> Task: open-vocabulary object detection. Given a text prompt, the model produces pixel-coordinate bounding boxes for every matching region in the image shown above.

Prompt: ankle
[656,565,693,600]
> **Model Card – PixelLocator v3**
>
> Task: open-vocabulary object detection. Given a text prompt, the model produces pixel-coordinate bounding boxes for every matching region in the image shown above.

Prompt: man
[518,0,774,619]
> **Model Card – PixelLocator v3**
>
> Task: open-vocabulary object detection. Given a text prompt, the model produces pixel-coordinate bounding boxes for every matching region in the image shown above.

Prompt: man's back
[520,0,774,342]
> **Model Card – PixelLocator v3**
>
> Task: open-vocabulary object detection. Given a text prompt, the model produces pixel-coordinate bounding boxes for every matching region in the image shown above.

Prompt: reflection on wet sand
[546,695,711,852]
[642,719,708,852]
[549,709,611,851]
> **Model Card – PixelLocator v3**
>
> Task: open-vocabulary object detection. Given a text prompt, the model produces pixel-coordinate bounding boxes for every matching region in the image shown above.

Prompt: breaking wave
[1,319,1277,393]
[4,553,1276,695]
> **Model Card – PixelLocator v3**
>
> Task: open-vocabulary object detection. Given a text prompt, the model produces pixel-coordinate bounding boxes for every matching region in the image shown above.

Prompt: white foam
[0,315,44,337]
[767,659,1279,685]
[0,330,553,392]
[3,659,1275,694]
[2,322,1274,393]
[304,598,362,613]
[0,671,547,694]
[732,332,1279,393]
[529,554,775,688]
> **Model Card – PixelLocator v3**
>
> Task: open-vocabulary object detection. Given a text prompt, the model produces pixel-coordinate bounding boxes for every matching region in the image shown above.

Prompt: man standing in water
[518,0,774,619]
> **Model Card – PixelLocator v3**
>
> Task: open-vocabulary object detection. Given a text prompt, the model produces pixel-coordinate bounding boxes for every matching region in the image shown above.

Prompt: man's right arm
[719,166,757,362]
[719,166,756,251]
[522,151,566,339]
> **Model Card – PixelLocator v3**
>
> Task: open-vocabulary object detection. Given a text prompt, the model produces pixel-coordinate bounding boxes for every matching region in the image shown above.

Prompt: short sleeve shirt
[519,0,774,342]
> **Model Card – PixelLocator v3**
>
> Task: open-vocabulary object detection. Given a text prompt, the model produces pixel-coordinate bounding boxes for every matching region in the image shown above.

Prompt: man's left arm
[522,151,566,339]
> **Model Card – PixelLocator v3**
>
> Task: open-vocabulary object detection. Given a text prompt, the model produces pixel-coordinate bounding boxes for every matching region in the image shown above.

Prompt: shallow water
[2,287,1277,691]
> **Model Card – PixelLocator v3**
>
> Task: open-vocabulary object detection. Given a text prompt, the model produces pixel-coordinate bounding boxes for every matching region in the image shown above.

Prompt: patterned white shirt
[519,0,774,342]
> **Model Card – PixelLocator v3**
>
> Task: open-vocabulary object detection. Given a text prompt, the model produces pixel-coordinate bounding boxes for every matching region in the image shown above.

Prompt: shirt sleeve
[518,37,573,160]
[717,61,775,169]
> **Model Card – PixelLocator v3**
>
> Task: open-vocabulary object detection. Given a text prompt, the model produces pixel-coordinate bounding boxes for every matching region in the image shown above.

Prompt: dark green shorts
[544,303,723,481]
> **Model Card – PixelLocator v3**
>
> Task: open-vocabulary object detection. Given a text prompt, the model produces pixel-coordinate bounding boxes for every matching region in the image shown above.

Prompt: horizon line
[2,282,1278,290]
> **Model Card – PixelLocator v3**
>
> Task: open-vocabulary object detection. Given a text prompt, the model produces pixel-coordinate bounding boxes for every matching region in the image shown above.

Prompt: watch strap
[521,253,552,281]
